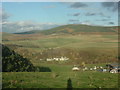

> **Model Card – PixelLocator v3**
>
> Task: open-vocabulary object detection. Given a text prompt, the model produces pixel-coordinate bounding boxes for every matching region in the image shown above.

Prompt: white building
[110,69,118,73]
[46,58,54,61]
[46,56,69,61]
[72,67,80,71]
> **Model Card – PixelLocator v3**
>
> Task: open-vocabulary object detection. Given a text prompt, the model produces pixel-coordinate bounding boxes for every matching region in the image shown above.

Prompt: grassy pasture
[2,71,119,88]
[2,60,119,88]
[2,61,119,88]
[2,33,119,88]
[3,34,118,64]
[3,34,118,50]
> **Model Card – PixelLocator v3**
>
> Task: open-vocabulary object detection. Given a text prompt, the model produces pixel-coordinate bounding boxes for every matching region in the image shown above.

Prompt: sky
[1,1,119,33]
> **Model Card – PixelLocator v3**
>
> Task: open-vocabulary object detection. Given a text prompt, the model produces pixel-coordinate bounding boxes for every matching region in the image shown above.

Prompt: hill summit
[15,24,117,35]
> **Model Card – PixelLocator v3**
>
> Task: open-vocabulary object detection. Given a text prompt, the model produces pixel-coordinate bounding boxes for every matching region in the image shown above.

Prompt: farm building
[46,56,69,61]
[72,66,80,71]
[106,63,120,73]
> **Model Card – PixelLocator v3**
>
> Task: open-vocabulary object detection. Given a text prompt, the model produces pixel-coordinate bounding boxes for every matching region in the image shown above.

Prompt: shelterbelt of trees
[2,44,51,72]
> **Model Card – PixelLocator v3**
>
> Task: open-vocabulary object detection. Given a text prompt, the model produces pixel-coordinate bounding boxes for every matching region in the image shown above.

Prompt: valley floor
[2,63,119,88]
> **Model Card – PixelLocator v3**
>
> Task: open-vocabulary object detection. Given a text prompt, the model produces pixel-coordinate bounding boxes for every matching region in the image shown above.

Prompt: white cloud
[2,21,63,33]
[1,9,63,33]
[79,20,97,26]
[80,22,92,26]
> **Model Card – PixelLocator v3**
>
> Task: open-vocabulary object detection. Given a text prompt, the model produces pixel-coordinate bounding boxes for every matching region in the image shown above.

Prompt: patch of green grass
[2,62,119,88]
[2,25,119,88]
[3,35,118,50]
[2,71,118,88]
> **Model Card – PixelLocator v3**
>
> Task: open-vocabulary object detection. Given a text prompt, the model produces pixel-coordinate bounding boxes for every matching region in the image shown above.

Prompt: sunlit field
[2,33,119,88]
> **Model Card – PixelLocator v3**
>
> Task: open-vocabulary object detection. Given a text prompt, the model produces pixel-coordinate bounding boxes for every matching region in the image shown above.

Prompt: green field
[3,34,118,64]
[2,24,119,88]
[2,70,119,88]
[2,62,119,88]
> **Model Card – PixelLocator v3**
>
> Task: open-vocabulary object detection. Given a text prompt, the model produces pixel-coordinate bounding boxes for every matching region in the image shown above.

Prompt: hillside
[2,32,15,41]
[15,24,118,35]
[2,24,118,65]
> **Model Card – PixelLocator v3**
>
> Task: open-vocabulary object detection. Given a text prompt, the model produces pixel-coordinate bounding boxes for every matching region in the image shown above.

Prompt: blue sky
[2,2,118,33]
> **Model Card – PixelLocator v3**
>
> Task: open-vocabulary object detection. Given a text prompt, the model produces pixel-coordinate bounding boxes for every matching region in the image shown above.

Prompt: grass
[2,71,118,88]
[2,31,119,88]
[3,34,118,50]
[2,63,119,88]
[2,34,118,67]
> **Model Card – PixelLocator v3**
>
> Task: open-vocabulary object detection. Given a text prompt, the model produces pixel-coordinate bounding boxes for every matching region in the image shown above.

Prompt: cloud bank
[2,21,61,33]
[1,10,62,33]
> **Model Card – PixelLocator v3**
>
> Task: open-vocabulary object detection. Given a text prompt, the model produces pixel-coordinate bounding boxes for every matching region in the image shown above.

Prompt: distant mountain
[15,24,118,35]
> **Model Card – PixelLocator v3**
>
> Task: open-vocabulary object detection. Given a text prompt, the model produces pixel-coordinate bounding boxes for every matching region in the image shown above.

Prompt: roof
[107,62,120,68]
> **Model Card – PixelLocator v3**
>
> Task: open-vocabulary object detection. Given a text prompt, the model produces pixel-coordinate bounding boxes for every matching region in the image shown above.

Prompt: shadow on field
[67,78,72,90]
[35,66,52,72]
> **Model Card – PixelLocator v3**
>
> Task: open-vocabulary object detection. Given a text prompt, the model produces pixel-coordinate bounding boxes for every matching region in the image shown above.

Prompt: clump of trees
[2,44,35,72]
[2,44,52,72]
[1,44,52,72]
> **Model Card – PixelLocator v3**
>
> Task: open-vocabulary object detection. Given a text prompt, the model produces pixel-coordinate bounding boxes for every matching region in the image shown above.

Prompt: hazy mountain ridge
[14,24,118,35]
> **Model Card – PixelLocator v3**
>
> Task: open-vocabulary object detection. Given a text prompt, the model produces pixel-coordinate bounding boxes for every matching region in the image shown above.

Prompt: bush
[35,66,52,72]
